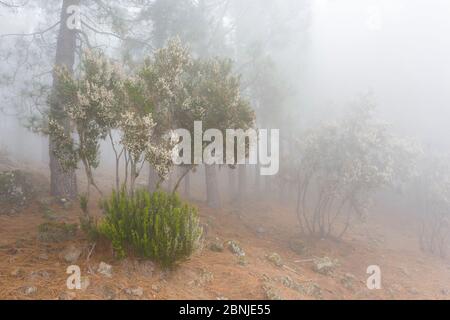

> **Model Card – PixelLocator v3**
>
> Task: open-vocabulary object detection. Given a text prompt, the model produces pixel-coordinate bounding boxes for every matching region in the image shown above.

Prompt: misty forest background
[1,0,450,260]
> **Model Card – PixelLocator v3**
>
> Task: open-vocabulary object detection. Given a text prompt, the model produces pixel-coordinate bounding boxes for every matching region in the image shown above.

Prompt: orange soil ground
[1,189,449,300]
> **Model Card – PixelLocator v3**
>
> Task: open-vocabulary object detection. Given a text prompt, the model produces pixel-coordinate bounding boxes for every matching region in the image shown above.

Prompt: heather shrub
[98,189,202,268]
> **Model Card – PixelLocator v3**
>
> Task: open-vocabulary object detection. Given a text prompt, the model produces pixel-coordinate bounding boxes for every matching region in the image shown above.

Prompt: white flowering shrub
[47,40,191,197]
[48,50,126,197]
[295,101,418,238]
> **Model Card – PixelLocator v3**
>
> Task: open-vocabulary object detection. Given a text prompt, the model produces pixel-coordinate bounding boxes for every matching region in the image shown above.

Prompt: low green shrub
[97,189,202,268]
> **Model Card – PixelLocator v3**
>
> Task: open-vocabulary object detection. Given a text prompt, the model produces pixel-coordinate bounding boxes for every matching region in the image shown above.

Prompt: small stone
[102,285,116,300]
[200,269,214,283]
[63,245,82,263]
[31,270,51,279]
[97,262,113,278]
[125,287,144,297]
[151,284,160,293]
[227,240,245,257]
[441,289,449,296]
[22,286,37,296]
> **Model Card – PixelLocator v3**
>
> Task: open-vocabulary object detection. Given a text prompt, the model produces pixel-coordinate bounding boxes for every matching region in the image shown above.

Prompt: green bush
[98,189,202,268]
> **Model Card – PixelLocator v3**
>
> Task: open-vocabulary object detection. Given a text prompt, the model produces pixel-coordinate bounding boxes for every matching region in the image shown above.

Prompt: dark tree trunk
[205,165,220,208]
[49,0,79,199]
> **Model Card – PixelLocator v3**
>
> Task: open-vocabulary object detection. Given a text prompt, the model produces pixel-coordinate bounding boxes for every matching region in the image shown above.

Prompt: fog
[0,0,449,301]
[302,0,450,150]
[2,1,450,160]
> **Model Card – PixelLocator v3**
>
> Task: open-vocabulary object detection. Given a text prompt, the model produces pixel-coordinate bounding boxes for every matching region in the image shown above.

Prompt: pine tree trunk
[205,165,220,208]
[49,0,79,199]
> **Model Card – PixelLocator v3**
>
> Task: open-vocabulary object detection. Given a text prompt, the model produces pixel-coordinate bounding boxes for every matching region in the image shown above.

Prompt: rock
[125,287,144,297]
[312,256,339,275]
[62,245,82,263]
[441,289,449,296]
[102,285,116,300]
[151,284,160,293]
[22,286,37,296]
[227,240,245,257]
[31,270,51,280]
[97,262,113,278]
[209,240,224,252]
[37,222,77,243]
[59,291,77,300]
[266,253,283,267]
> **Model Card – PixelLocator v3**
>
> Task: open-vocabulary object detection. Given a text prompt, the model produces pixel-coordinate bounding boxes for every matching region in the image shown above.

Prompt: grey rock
[227,240,245,257]
[97,262,113,278]
[22,286,37,295]
[63,245,82,263]
[125,287,144,297]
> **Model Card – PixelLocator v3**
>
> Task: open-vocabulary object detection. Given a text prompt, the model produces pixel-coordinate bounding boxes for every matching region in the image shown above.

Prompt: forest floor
[0,167,449,300]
